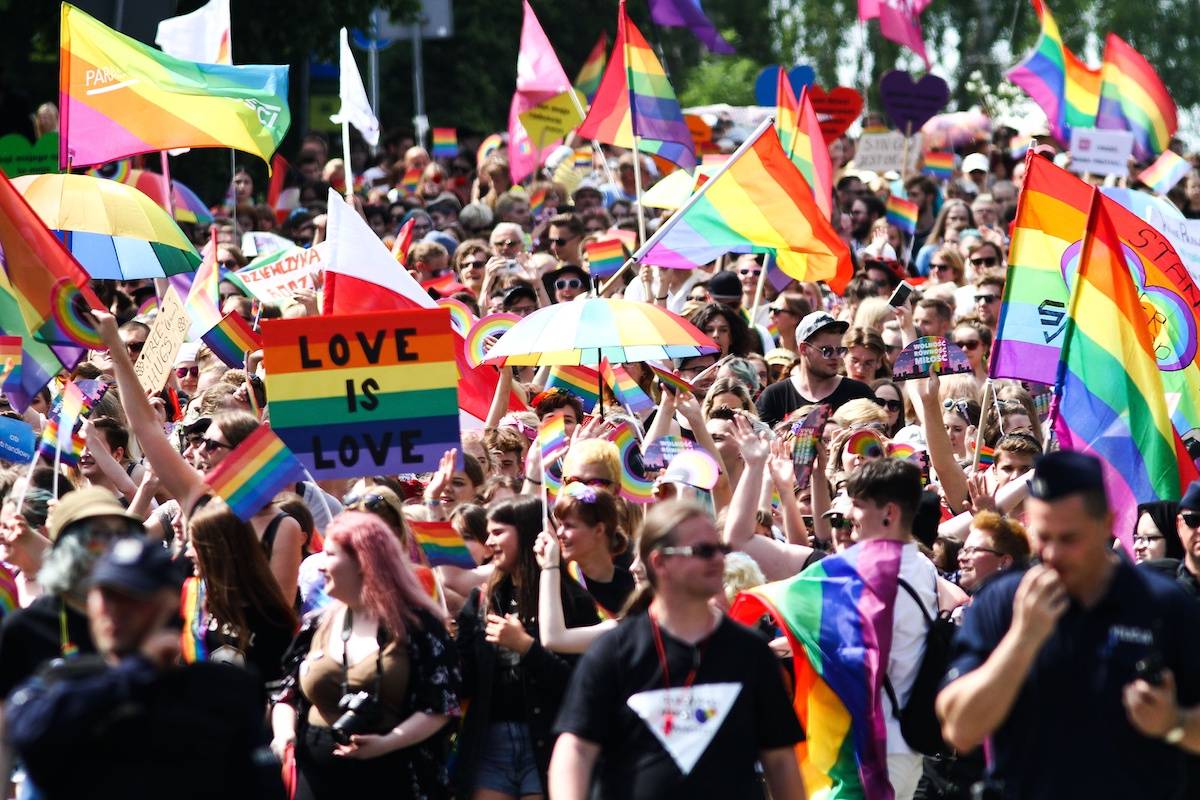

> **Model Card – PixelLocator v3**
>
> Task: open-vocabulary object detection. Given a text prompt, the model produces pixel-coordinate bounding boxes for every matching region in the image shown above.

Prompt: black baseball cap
[90,538,183,597]
[1028,451,1105,502]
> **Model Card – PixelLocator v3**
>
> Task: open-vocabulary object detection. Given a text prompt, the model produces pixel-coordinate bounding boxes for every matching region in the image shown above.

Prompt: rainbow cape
[202,312,261,370]
[776,73,832,218]
[730,539,904,800]
[1138,149,1191,195]
[546,365,601,412]
[1053,192,1198,551]
[600,357,654,415]
[636,120,852,292]
[885,195,919,235]
[59,3,289,169]
[573,32,608,103]
[1096,33,1177,162]
[1005,0,1100,143]
[576,1,696,170]
[409,520,476,570]
[204,425,305,519]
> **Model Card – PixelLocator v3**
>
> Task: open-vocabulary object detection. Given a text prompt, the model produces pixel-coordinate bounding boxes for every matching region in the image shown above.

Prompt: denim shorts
[473,721,543,797]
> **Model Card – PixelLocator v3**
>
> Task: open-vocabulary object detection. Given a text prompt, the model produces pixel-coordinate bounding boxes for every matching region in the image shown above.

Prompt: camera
[331,691,386,744]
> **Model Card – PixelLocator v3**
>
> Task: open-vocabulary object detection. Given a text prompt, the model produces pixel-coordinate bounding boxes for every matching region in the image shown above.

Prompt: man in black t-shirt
[756,311,875,427]
[549,501,804,800]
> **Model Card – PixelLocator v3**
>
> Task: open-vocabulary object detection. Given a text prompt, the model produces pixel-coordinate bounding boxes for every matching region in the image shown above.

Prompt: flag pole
[52,435,62,497]
[562,87,617,188]
[971,378,992,472]
[342,119,355,203]
[749,253,771,328]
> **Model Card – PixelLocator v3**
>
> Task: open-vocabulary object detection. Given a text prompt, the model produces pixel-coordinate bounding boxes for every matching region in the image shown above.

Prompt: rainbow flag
[400,167,421,196]
[1138,149,1191,195]
[584,238,626,279]
[776,74,832,218]
[1005,0,1100,143]
[37,380,105,466]
[922,151,955,181]
[600,358,653,415]
[185,232,223,337]
[529,188,547,219]
[607,421,654,503]
[409,520,476,569]
[0,335,20,385]
[202,311,261,369]
[476,133,504,168]
[204,425,305,519]
[573,32,608,103]
[576,1,696,170]
[59,3,289,169]
[885,195,919,235]
[180,577,207,663]
[538,412,570,465]
[1054,193,1197,551]
[0,563,17,617]
[431,127,458,159]
[977,444,995,467]
[648,362,694,395]
[730,539,904,800]
[1096,34,1177,162]
[546,364,601,412]
[638,121,851,292]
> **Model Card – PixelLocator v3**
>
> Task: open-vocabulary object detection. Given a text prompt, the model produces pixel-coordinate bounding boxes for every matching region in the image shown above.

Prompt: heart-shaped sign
[879,70,949,134]
[753,65,817,106]
[807,86,864,143]
[0,132,60,178]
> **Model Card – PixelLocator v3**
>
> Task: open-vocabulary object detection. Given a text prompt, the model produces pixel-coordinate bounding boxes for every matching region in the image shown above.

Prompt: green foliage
[678,57,763,108]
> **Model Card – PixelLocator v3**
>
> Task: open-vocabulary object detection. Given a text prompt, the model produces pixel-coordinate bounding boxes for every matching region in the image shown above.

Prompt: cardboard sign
[0,416,35,464]
[518,89,586,150]
[132,288,190,392]
[855,130,923,173]
[807,85,864,142]
[892,336,973,381]
[1069,128,1135,177]
[0,132,59,178]
[879,71,949,133]
[231,243,326,304]
[791,403,831,488]
[261,309,461,479]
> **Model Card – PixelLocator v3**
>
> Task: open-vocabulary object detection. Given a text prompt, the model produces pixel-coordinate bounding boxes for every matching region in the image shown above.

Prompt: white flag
[155,0,233,65]
[323,190,432,309]
[330,28,380,147]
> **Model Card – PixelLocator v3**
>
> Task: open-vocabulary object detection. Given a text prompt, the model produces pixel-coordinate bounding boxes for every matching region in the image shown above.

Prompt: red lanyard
[648,610,707,692]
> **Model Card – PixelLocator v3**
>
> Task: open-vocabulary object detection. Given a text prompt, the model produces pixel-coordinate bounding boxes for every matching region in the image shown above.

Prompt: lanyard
[567,561,614,621]
[648,610,710,734]
[59,599,79,658]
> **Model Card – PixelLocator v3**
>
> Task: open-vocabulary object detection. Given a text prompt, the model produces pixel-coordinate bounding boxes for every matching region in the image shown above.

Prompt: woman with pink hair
[271,512,462,799]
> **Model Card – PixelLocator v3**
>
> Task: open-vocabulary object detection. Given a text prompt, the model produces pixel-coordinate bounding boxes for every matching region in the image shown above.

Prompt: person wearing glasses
[870,379,910,437]
[765,292,811,353]
[1175,484,1200,600]
[952,319,992,382]
[756,311,876,427]
[927,247,966,288]
[965,240,1005,277]
[971,274,1004,334]
[542,264,590,305]
[956,511,1031,595]
[453,239,491,297]
[1132,501,1185,566]
[546,213,585,268]
[549,500,806,800]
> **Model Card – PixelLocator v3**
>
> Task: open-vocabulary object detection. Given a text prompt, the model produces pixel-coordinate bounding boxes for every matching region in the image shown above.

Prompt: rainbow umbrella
[12,173,200,279]
[481,298,719,367]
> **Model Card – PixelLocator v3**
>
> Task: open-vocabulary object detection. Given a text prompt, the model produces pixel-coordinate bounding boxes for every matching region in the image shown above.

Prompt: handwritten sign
[855,131,923,174]
[261,309,461,479]
[1069,128,1134,177]
[518,89,586,150]
[133,288,190,392]
[230,243,326,304]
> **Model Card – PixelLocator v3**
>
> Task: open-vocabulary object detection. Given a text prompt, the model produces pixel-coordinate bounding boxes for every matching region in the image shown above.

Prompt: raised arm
[915,371,969,514]
[766,436,810,546]
[533,532,616,654]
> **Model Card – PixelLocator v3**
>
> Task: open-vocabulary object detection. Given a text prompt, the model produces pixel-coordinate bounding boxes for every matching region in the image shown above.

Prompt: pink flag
[508,1,572,184]
[859,0,931,66]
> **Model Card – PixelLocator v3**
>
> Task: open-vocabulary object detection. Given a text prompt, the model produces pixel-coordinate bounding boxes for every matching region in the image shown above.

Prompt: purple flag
[649,0,735,55]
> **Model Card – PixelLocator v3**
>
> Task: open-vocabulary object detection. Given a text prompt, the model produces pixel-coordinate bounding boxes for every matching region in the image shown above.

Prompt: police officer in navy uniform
[935,452,1200,800]
[5,538,283,800]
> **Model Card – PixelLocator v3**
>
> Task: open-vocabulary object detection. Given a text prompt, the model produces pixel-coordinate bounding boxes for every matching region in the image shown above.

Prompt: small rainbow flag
[648,362,694,395]
[0,563,18,618]
[37,379,105,466]
[529,188,547,219]
[1138,149,1192,195]
[574,147,594,171]
[922,151,955,181]
[886,195,919,235]
[584,238,626,279]
[180,576,207,663]
[977,444,996,467]
[546,364,601,412]
[573,31,607,103]
[185,228,224,336]
[538,412,570,465]
[401,167,422,196]
[1096,33,1177,162]
[410,520,476,569]
[0,335,21,384]
[202,311,262,369]
[431,127,458,159]
[600,358,654,415]
[204,425,306,519]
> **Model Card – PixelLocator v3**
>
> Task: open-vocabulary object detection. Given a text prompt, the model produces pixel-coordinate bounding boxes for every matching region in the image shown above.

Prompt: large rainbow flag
[730,539,904,800]
[991,154,1200,442]
[1095,33,1177,162]
[635,120,851,291]
[573,32,608,103]
[576,0,696,170]
[204,425,306,519]
[776,73,833,218]
[59,3,289,169]
[1005,0,1100,142]
[1053,193,1197,551]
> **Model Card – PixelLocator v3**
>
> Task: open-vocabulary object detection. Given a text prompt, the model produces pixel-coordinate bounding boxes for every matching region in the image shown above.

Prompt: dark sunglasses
[176,366,199,379]
[826,514,852,530]
[975,294,1000,304]
[768,306,793,315]
[807,344,848,359]
[954,339,982,352]
[932,262,955,272]
[461,260,487,270]
[1182,511,1200,529]
[125,341,145,354]
[199,437,230,453]
[548,236,578,247]
[872,396,903,412]
[555,278,584,291]
[342,492,391,512]
[738,268,762,276]
[565,476,614,488]
[970,256,999,267]
[658,543,732,560]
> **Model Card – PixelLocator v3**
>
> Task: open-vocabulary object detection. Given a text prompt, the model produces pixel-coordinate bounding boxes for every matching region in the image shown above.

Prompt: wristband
[526,477,542,485]
[655,295,668,301]
[542,565,560,571]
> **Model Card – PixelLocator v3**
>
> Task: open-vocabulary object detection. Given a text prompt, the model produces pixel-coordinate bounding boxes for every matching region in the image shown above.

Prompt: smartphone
[889,281,914,307]
[1134,652,1165,686]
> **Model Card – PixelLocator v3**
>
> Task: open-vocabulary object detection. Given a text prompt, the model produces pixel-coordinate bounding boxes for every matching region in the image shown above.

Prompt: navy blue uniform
[945,560,1200,800]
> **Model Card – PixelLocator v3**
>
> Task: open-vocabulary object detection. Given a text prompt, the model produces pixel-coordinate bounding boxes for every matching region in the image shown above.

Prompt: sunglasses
[1132,535,1165,546]
[565,476,614,488]
[826,514,852,530]
[555,278,584,290]
[175,366,199,379]
[1182,512,1200,529]
[932,262,955,272]
[199,437,230,453]
[872,396,903,412]
[342,492,391,512]
[548,236,578,247]
[658,543,732,560]
[768,306,793,315]
[125,341,145,354]
[494,239,521,248]
[807,345,848,359]
[970,256,999,267]
[974,294,1000,304]
[738,268,762,277]
[461,260,487,270]
[954,339,982,352]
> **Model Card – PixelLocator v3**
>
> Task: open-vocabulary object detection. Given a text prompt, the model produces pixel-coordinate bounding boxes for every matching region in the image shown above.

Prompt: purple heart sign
[880,70,949,134]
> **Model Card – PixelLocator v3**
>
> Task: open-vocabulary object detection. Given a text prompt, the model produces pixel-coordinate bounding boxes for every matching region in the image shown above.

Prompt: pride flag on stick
[584,238,627,279]
[410,520,476,569]
[204,426,306,520]
[1138,149,1191,195]
[886,195,919,235]
[431,128,458,159]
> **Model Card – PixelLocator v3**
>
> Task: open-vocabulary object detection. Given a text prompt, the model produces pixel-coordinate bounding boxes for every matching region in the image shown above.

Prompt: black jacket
[451,578,599,796]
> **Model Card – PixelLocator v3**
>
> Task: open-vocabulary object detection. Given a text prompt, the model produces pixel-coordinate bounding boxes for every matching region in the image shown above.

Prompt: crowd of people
[0,106,1198,800]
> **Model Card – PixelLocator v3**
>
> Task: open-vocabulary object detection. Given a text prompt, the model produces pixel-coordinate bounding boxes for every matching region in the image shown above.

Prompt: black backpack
[882,577,956,756]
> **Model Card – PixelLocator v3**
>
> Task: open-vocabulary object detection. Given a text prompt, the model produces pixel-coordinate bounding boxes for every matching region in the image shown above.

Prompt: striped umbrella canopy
[12,173,200,280]
[481,297,719,367]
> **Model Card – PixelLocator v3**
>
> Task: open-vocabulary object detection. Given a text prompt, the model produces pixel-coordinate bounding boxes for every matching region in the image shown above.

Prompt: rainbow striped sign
[410,520,476,569]
[431,127,458,159]
[204,425,305,519]
[261,309,460,479]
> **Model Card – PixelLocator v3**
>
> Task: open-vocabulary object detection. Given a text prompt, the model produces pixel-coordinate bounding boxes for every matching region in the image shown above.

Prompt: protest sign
[241,230,296,258]
[855,130,923,174]
[518,89,586,149]
[0,133,59,178]
[1103,187,1200,283]
[642,436,695,470]
[0,416,35,464]
[892,336,972,381]
[807,85,863,142]
[1069,128,1134,177]
[230,243,326,304]
[132,288,190,392]
[261,308,460,479]
[791,403,831,488]
[879,70,948,133]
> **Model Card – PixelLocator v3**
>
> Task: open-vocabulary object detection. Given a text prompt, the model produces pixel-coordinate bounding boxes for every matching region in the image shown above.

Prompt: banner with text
[231,242,326,304]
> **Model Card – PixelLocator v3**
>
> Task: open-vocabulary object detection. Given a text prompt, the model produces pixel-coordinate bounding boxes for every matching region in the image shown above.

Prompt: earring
[882,518,890,527]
